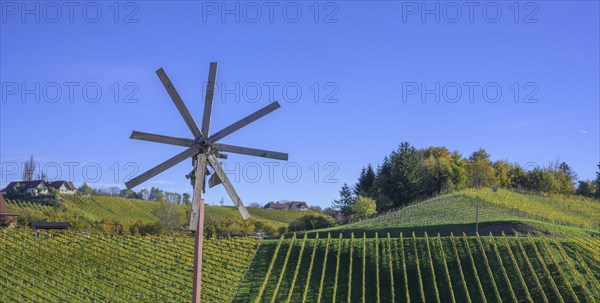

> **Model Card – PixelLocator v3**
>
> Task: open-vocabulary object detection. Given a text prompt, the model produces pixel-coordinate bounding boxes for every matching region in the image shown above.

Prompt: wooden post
[475,200,479,234]
[192,197,205,303]
[192,154,207,303]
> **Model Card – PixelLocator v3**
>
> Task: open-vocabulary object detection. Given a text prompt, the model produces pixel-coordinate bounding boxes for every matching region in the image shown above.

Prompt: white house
[264,201,308,211]
[48,181,77,195]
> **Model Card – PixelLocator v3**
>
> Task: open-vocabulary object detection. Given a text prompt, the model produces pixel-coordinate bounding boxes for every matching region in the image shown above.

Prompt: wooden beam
[190,154,207,303]
[192,197,205,303]
[208,173,221,188]
[206,154,250,220]
[201,62,218,136]
[189,154,207,230]
[125,145,200,189]
[156,68,204,139]
[130,131,195,147]
[212,143,288,161]
[205,102,280,145]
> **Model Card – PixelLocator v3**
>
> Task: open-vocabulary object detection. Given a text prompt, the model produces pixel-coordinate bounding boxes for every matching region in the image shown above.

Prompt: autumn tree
[352,196,377,219]
[467,149,496,188]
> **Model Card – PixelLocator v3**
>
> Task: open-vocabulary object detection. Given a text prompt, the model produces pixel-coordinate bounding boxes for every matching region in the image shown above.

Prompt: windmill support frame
[124,62,288,302]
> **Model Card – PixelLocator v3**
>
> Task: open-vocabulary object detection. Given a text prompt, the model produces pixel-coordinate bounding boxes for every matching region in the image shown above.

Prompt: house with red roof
[0,193,18,227]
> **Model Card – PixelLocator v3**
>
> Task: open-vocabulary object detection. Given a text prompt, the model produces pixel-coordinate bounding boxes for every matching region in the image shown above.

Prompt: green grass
[232,233,600,303]
[300,189,600,238]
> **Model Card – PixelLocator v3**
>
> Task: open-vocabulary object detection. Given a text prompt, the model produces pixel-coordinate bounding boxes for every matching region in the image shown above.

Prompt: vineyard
[2,190,599,302]
[0,229,257,303]
[233,232,600,303]
[4,200,54,212]
[62,195,323,226]
[306,188,600,237]
[6,195,324,232]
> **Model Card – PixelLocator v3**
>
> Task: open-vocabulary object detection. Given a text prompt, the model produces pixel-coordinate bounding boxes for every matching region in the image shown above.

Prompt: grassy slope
[233,233,600,303]
[0,229,258,303]
[302,189,600,237]
[7,195,324,228]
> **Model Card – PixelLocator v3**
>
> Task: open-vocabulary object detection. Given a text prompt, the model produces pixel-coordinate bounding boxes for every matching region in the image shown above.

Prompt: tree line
[78,183,191,205]
[332,142,600,219]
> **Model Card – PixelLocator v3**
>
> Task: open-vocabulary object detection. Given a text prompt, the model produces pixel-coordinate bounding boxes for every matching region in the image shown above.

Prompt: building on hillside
[288,201,308,211]
[47,181,77,195]
[28,222,72,231]
[1,180,50,197]
[0,193,18,228]
[1,180,77,197]
[263,201,308,211]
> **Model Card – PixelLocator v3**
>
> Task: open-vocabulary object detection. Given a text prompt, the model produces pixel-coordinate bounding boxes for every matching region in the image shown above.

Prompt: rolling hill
[2,189,599,302]
[301,188,600,238]
[6,195,325,233]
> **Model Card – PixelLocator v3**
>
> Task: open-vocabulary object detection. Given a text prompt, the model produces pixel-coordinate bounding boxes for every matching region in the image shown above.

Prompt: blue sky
[1,1,598,208]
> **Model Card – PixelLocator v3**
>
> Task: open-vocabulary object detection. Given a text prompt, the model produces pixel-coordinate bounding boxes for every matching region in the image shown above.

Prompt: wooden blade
[201,62,218,136]
[205,102,281,145]
[208,173,222,188]
[125,145,200,189]
[189,155,207,231]
[212,143,288,161]
[206,154,250,220]
[130,131,195,147]
[156,68,203,139]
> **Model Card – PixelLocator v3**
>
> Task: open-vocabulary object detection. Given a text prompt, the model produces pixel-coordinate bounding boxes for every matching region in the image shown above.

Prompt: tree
[49,188,61,200]
[508,164,528,190]
[450,151,467,190]
[153,200,185,236]
[23,155,35,181]
[308,205,323,213]
[182,193,191,205]
[323,207,337,219]
[107,186,121,196]
[148,187,165,202]
[352,196,377,219]
[576,180,596,198]
[249,202,262,208]
[528,167,561,193]
[79,182,94,195]
[139,188,149,200]
[354,164,376,198]
[389,142,422,207]
[595,163,600,199]
[373,157,394,212]
[332,183,354,217]
[493,160,512,188]
[556,162,576,194]
[467,149,496,188]
[120,189,138,199]
[420,152,453,197]
[288,214,334,231]
[164,192,182,204]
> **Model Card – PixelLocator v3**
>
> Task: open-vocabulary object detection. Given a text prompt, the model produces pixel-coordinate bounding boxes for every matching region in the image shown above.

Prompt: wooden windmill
[124,62,288,302]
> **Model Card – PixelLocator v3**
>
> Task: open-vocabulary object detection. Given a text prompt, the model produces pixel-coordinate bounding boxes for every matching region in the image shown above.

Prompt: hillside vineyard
[2,229,597,302]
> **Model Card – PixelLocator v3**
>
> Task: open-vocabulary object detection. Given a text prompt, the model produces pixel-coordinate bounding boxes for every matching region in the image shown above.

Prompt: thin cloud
[151,180,174,185]
[578,129,588,134]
